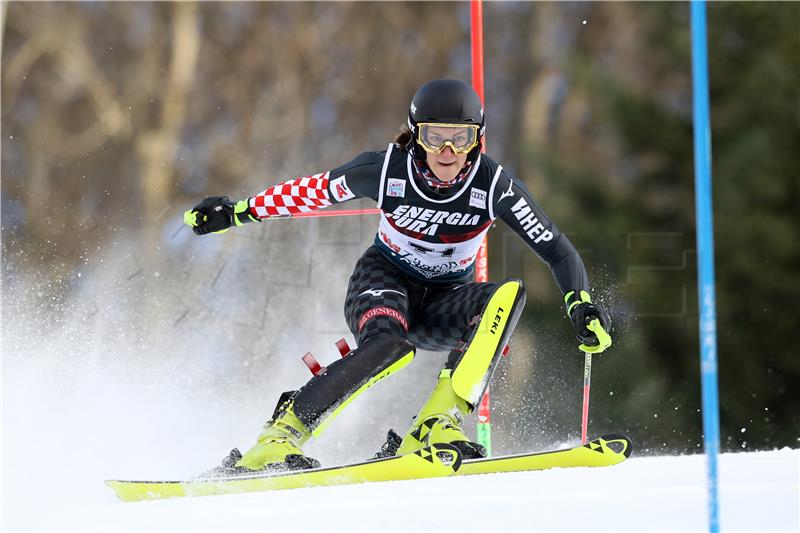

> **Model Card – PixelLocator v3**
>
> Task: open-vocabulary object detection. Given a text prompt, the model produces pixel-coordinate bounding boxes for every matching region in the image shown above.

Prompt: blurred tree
[138,2,200,239]
[492,1,798,453]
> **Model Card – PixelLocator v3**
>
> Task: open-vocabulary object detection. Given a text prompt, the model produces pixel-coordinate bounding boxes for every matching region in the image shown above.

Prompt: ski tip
[105,479,140,502]
[595,434,633,459]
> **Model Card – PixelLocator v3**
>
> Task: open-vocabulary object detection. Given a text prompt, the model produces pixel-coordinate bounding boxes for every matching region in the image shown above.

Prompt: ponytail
[394,125,413,146]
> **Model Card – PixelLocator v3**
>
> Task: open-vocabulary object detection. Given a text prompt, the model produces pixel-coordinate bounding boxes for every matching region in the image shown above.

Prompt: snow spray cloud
[0,203,453,517]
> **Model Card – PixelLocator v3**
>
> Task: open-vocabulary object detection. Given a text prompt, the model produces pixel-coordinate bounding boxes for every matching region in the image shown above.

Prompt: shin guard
[292,335,416,437]
[450,280,526,406]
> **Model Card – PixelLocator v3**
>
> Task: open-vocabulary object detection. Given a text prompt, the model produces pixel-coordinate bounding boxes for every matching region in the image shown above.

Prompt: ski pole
[580,350,592,445]
[579,318,610,444]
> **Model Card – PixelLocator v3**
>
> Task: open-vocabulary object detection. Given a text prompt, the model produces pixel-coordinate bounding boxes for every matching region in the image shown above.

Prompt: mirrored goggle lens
[417,124,479,154]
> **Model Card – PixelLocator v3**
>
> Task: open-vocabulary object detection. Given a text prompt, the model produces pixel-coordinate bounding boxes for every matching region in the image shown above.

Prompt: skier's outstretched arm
[492,170,612,354]
[184,151,385,235]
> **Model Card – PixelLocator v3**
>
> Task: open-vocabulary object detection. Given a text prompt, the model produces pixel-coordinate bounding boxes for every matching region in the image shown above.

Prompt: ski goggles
[415,123,480,155]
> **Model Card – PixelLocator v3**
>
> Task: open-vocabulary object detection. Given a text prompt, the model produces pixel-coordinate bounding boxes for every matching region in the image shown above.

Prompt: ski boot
[394,369,487,459]
[208,392,320,476]
[377,280,525,461]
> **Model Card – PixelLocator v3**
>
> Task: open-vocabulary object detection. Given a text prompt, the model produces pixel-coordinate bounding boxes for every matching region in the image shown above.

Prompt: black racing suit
[246,143,591,428]
[319,144,590,353]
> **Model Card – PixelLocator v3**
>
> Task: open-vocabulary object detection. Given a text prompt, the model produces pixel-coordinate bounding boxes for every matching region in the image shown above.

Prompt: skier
[184,79,612,472]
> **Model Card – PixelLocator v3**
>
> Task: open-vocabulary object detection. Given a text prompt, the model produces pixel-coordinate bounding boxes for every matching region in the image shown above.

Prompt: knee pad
[450,280,526,406]
[292,335,416,436]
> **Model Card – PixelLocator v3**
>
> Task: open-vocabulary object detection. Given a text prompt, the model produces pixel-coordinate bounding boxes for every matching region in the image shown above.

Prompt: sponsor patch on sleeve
[330,175,355,202]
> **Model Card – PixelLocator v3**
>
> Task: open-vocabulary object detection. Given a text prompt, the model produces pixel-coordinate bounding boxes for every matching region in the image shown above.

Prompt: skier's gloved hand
[184,196,258,235]
[565,290,612,354]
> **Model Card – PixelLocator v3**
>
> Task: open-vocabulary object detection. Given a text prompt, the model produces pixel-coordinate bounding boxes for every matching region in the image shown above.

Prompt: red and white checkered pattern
[249,172,332,218]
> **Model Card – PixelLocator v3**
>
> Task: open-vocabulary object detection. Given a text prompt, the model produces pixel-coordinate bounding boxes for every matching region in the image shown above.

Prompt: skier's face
[427,145,468,182]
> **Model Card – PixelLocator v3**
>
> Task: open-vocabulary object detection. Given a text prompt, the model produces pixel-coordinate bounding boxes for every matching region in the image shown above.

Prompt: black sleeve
[327,151,385,204]
[492,169,590,295]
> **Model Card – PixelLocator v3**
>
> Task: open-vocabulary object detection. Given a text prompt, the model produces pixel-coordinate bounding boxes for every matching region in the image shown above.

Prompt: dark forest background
[2,2,798,456]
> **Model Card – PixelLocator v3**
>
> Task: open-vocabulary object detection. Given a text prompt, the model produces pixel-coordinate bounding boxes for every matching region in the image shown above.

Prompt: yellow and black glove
[183,196,258,235]
[565,290,612,354]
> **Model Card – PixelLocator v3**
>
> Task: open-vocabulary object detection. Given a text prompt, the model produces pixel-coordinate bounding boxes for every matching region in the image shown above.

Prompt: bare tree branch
[137,1,200,223]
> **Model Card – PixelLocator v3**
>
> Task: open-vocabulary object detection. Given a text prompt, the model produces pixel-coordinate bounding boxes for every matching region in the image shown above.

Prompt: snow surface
[3,447,798,532]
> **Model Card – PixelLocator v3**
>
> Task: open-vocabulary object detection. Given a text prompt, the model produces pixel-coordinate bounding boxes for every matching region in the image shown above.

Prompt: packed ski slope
[2,447,797,531]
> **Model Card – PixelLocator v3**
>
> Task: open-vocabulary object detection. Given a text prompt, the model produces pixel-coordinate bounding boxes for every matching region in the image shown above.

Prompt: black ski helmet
[407,79,485,160]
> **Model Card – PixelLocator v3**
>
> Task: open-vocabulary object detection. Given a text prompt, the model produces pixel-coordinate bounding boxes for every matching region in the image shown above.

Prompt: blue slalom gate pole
[690,2,721,532]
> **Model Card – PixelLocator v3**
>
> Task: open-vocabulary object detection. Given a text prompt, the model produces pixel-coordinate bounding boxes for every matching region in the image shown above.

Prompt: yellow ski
[107,436,631,502]
[456,434,632,477]
[106,443,461,502]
